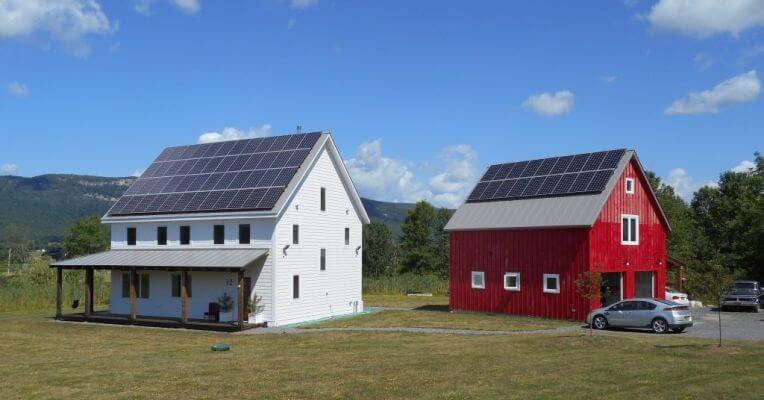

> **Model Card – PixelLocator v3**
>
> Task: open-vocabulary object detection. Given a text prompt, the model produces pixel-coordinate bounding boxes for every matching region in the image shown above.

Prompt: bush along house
[444,149,670,321]
[52,131,369,331]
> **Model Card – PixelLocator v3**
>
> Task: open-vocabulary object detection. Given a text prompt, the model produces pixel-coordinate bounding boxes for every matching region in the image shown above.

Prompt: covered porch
[51,248,269,332]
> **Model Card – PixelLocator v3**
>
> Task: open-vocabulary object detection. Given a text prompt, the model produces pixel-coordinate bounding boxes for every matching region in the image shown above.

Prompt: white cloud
[665,168,717,201]
[197,124,272,143]
[0,163,19,175]
[7,82,28,97]
[602,76,617,84]
[732,160,756,173]
[172,0,199,13]
[522,90,574,117]
[646,0,764,38]
[134,0,200,15]
[131,169,144,177]
[0,0,114,56]
[291,0,318,10]
[665,70,760,115]
[694,52,713,71]
[428,145,479,208]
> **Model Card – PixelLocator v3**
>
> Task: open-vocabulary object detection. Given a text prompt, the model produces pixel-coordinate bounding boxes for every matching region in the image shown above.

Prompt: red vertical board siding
[589,158,667,300]
[449,157,669,321]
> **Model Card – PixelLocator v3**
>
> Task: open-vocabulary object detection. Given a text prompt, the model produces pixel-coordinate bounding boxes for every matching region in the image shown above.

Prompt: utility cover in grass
[211,343,230,352]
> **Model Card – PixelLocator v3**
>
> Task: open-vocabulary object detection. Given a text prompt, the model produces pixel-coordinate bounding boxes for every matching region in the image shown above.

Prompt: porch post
[85,268,94,317]
[55,267,63,320]
[129,268,137,321]
[237,269,244,330]
[180,270,189,324]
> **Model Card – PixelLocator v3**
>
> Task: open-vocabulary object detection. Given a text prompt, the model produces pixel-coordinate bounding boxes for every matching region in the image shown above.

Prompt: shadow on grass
[653,344,709,350]
[413,305,451,312]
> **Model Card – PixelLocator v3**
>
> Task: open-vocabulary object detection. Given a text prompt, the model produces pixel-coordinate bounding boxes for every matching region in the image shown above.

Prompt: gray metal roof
[445,150,643,231]
[51,248,268,270]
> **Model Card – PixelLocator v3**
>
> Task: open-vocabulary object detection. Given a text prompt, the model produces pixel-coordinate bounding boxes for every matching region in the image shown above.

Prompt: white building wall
[272,148,364,326]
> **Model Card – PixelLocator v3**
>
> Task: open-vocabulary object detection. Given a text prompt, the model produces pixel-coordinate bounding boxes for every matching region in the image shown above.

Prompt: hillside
[0,174,419,246]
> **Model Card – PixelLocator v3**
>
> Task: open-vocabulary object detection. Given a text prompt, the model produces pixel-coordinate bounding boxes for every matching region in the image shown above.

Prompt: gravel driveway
[681,308,764,341]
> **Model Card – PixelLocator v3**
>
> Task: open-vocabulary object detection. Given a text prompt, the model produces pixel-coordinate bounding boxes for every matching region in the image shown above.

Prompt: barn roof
[444,150,670,231]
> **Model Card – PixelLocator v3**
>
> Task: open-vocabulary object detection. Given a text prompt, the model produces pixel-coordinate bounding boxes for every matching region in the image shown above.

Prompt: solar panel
[108,132,323,216]
[467,149,626,203]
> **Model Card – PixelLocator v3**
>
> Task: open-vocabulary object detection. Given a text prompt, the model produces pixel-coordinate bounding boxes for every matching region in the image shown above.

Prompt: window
[320,187,326,211]
[122,272,150,298]
[292,225,299,245]
[471,271,485,289]
[238,224,250,245]
[213,225,225,245]
[320,248,326,271]
[121,273,130,298]
[621,214,639,245]
[180,226,190,245]
[171,273,192,297]
[543,274,560,294]
[127,227,136,246]
[504,272,520,291]
[625,178,635,194]
[637,301,656,311]
[293,275,300,299]
[344,227,350,246]
[157,226,167,246]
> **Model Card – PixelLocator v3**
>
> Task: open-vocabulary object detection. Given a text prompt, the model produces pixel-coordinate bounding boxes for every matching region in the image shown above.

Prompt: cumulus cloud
[732,160,756,173]
[428,145,479,208]
[665,70,760,115]
[134,0,200,14]
[646,0,764,38]
[7,82,28,97]
[197,124,272,143]
[665,168,717,201]
[0,163,19,175]
[522,90,574,117]
[602,76,617,85]
[291,0,318,10]
[0,0,114,56]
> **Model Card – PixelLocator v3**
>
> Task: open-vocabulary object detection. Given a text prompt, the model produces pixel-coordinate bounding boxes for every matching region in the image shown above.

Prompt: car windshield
[730,282,758,294]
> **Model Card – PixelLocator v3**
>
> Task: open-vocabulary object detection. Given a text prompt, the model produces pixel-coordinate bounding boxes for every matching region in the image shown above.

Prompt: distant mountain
[0,174,419,247]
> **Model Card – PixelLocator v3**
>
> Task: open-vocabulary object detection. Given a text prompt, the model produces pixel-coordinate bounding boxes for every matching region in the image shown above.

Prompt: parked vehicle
[664,286,689,306]
[586,298,693,334]
[720,281,761,312]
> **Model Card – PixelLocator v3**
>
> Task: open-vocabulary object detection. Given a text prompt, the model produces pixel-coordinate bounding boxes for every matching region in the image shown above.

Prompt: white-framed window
[543,274,560,294]
[625,178,635,194]
[504,272,520,291]
[471,271,485,289]
[621,214,639,245]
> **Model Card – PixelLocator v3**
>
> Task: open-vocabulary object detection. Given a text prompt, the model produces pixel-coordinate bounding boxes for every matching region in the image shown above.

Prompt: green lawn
[1,310,763,399]
[363,293,449,309]
[305,309,572,331]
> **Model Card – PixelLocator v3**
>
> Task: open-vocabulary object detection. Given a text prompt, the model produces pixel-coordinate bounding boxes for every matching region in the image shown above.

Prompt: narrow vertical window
[171,274,192,297]
[625,178,635,194]
[238,224,251,245]
[180,226,190,245]
[127,227,136,246]
[139,274,150,299]
[320,248,326,271]
[122,272,130,298]
[344,227,350,246]
[157,226,167,246]
[293,275,300,299]
[320,187,326,211]
[621,214,639,245]
[292,224,299,245]
[213,225,225,245]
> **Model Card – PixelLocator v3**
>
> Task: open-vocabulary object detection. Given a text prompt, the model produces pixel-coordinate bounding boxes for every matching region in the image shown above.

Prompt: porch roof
[51,248,269,271]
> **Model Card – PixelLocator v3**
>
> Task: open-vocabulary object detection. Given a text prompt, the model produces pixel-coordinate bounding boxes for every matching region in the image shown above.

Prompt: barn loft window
[292,225,300,245]
[179,226,191,245]
[157,226,167,246]
[320,187,326,211]
[504,272,520,291]
[213,225,225,245]
[127,227,137,246]
[171,273,192,298]
[238,224,251,245]
[625,178,635,194]
[621,214,639,245]
[471,271,485,289]
[543,274,560,294]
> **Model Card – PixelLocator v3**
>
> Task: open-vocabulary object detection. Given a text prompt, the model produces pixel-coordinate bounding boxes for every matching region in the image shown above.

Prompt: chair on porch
[203,302,220,323]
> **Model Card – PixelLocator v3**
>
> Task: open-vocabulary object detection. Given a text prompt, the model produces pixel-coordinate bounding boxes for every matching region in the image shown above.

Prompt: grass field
[363,293,449,308]
[2,306,763,399]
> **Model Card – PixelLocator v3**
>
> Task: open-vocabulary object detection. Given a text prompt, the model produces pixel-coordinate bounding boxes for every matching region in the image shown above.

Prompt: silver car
[586,298,693,334]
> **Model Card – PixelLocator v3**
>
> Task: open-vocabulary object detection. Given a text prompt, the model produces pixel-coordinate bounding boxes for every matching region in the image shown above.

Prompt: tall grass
[363,273,448,295]
[0,257,110,312]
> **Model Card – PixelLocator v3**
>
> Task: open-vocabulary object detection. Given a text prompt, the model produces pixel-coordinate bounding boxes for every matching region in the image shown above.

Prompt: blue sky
[0,0,762,206]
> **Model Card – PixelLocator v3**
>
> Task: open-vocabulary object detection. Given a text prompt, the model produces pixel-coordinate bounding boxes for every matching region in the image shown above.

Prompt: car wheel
[651,318,668,334]
[671,327,685,333]
[752,307,759,313]
[592,315,608,330]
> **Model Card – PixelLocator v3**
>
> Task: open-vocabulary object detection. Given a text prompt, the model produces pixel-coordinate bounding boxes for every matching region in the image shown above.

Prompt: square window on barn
[625,178,635,194]
[621,214,639,245]
[543,274,560,294]
[504,272,520,291]
[180,226,191,245]
[293,275,300,299]
[127,227,136,246]
[238,224,251,245]
[320,248,326,271]
[213,225,225,245]
[157,226,167,246]
[171,273,192,298]
[292,224,299,245]
[471,271,485,289]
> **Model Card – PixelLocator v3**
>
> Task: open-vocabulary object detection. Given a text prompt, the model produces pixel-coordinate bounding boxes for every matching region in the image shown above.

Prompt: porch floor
[58,311,254,332]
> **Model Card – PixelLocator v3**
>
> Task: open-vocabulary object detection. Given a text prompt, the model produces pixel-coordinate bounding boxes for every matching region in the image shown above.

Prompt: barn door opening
[634,271,654,298]
[600,273,622,307]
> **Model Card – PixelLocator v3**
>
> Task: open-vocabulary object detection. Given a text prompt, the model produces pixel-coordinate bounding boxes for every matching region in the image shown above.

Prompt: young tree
[362,222,397,277]
[433,208,454,278]
[62,216,110,258]
[399,201,439,274]
[575,270,602,336]
[690,260,735,347]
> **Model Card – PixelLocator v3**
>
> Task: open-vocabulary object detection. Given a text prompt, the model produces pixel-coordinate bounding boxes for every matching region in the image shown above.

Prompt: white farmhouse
[52,131,369,330]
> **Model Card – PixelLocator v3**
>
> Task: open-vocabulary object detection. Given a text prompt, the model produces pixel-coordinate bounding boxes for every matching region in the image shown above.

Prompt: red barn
[444,149,670,321]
